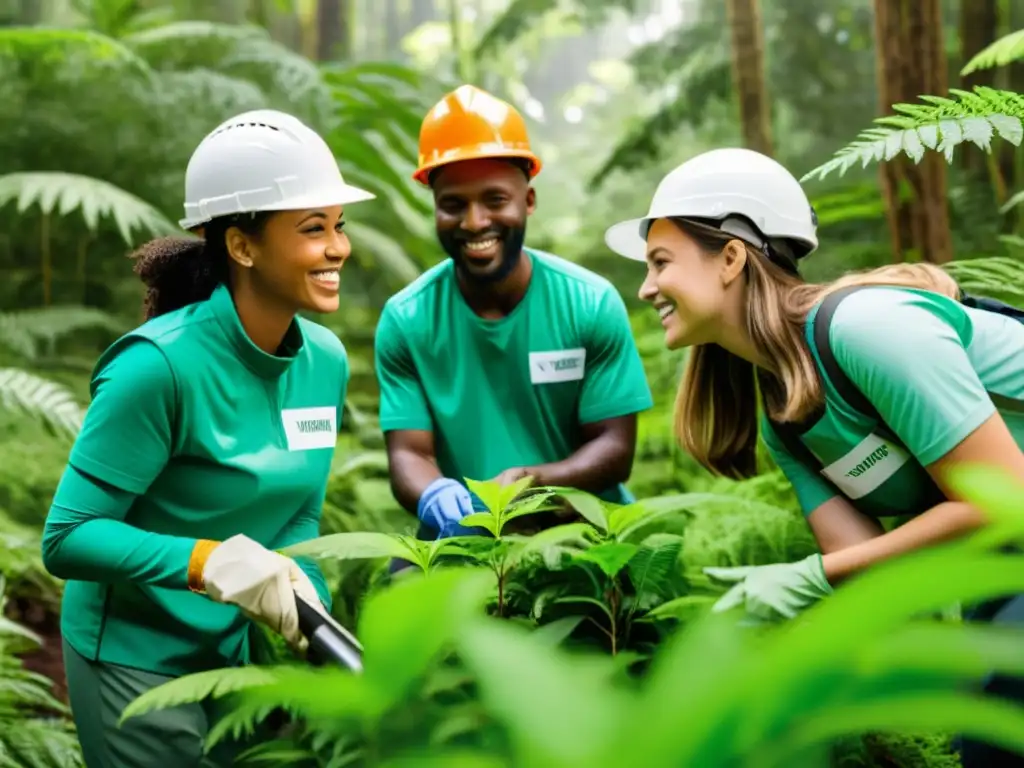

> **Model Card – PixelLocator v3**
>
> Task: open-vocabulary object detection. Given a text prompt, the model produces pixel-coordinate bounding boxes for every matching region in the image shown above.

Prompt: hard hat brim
[604,217,651,262]
[413,148,542,185]
[179,182,376,231]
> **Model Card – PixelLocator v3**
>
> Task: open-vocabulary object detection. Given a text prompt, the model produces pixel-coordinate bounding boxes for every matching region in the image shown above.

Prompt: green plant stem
[606,586,620,655]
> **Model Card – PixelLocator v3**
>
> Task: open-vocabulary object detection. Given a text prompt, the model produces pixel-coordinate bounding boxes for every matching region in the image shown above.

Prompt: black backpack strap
[810,286,883,423]
[960,291,1024,322]
[768,417,824,473]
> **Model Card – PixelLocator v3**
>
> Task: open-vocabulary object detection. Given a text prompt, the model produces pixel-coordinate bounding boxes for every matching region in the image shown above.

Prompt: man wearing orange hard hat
[374,84,653,539]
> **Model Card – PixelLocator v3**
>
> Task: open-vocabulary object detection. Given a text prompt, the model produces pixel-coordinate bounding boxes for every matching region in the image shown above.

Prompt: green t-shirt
[42,283,347,676]
[762,286,1024,518]
[374,248,654,504]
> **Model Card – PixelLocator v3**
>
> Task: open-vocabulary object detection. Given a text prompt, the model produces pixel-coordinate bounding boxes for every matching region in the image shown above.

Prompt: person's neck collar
[209,283,303,380]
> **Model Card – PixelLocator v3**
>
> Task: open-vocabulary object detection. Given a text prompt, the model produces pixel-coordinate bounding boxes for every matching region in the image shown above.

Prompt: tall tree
[316,0,350,61]
[959,0,999,178]
[725,0,773,156]
[872,0,953,264]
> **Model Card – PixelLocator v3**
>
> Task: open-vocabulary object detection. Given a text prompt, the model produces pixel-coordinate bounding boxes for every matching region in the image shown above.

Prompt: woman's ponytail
[130,236,226,320]
[129,213,269,320]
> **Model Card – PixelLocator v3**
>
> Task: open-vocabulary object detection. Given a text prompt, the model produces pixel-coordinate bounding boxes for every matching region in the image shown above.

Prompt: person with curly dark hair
[41,109,375,768]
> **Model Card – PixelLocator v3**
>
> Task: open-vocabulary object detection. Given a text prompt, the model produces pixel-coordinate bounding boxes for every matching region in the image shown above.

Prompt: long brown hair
[671,217,959,479]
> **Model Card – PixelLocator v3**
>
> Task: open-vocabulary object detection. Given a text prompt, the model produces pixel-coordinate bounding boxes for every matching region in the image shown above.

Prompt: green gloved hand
[703,553,833,623]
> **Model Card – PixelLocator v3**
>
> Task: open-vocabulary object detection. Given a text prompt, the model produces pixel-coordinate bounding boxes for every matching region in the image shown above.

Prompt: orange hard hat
[413,84,543,185]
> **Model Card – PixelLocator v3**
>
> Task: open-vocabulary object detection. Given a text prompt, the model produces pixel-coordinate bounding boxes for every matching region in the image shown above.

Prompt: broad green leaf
[280,531,408,561]
[556,489,609,531]
[608,502,650,537]
[465,478,502,515]
[575,542,638,578]
[499,476,536,510]
[516,522,595,556]
[120,666,281,723]
[501,492,555,525]
[457,617,627,768]
[358,568,493,706]
[532,616,585,646]
[458,513,498,536]
[760,694,1024,767]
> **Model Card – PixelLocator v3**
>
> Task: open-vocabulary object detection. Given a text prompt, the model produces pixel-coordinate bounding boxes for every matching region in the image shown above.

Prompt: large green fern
[803,27,1024,182]
[0,172,178,245]
[801,86,1024,182]
[0,585,83,768]
[0,370,83,439]
[962,28,1024,75]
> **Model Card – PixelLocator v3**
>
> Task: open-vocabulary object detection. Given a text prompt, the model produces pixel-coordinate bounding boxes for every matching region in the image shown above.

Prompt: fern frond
[0,26,151,78]
[0,306,125,361]
[944,256,1024,308]
[0,717,83,768]
[123,21,329,120]
[121,20,267,60]
[0,172,178,245]
[962,28,1024,75]
[0,369,84,438]
[153,69,267,116]
[119,665,282,723]
[999,189,1024,214]
[801,87,1024,183]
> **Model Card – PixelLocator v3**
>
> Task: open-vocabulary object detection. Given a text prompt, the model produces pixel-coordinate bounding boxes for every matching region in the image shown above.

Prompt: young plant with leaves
[116,464,1024,768]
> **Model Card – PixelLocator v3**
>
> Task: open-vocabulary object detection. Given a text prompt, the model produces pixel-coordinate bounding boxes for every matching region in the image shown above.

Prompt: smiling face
[430,158,536,285]
[637,218,741,350]
[225,205,350,314]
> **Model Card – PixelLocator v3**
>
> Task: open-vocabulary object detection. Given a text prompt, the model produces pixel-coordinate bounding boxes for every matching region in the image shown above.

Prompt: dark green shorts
[63,638,264,768]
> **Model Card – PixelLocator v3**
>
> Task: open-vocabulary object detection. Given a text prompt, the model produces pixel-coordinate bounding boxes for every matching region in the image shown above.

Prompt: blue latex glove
[417,478,475,534]
[438,487,492,539]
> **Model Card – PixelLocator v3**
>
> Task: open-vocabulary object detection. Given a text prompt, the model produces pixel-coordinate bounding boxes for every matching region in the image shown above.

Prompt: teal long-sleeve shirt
[43,283,346,675]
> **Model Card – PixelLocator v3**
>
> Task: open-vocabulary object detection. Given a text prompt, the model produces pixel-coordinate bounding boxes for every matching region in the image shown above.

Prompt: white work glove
[199,534,328,652]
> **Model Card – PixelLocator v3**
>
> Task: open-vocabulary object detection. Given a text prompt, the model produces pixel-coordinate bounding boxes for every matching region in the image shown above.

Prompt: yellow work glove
[188,534,328,652]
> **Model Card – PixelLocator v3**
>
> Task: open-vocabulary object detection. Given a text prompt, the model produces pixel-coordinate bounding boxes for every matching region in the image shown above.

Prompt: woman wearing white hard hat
[606,147,1024,767]
[41,109,375,767]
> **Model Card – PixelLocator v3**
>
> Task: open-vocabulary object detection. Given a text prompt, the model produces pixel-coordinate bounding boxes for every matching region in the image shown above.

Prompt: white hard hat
[179,109,375,230]
[604,147,818,262]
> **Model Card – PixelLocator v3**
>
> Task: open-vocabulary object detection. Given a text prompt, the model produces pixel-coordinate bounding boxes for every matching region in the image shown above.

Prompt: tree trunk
[725,0,773,156]
[872,0,954,264]
[959,0,998,175]
[316,0,350,61]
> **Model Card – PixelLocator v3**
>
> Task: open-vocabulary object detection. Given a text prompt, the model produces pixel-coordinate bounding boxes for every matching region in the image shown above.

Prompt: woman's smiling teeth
[310,268,340,287]
[658,303,675,322]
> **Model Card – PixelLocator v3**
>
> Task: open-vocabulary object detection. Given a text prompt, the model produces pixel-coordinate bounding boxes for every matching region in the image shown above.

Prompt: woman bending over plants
[40,109,375,768]
[604,147,1024,768]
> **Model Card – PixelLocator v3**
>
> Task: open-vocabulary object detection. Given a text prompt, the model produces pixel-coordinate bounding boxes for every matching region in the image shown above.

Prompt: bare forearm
[526,439,632,493]
[822,501,986,583]
[389,448,443,514]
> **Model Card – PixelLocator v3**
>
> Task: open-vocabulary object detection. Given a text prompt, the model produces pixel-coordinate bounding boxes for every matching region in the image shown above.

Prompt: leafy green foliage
[962,28,1024,76]
[0,584,83,768]
[116,466,1024,767]
[802,87,1024,182]
[0,172,179,245]
[0,370,84,439]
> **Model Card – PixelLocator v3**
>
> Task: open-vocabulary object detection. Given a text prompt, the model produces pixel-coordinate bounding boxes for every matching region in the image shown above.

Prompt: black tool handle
[294,592,364,673]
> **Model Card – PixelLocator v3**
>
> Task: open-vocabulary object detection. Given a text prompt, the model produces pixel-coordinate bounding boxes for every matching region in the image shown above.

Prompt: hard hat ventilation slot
[209,122,282,139]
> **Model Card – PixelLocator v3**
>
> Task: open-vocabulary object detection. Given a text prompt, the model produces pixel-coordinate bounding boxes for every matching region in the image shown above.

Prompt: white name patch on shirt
[281,406,337,451]
[529,348,587,384]
[820,432,911,499]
